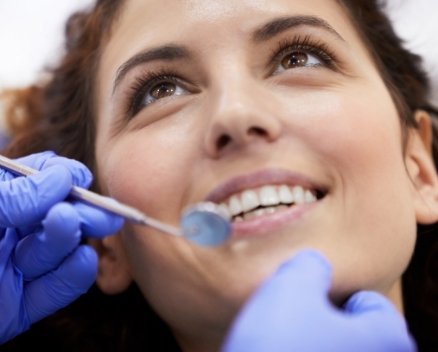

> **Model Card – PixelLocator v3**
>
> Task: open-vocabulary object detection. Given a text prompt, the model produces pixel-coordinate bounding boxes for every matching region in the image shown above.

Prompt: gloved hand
[222,250,417,352]
[0,151,124,344]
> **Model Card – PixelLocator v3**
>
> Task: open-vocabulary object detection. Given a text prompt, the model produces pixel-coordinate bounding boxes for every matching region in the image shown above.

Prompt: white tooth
[276,204,288,212]
[241,204,288,221]
[304,190,317,203]
[292,186,305,204]
[243,208,266,220]
[259,185,279,206]
[241,189,260,212]
[264,206,278,214]
[278,185,294,204]
[218,204,232,220]
[229,195,243,216]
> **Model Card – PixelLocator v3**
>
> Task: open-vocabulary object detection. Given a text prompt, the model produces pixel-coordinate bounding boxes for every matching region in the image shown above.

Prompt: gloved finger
[73,201,124,238]
[0,229,19,267]
[13,202,82,281]
[344,290,401,316]
[24,244,98,324]
[344,291,417,351]
[14,151,92,188]
[0,165,73,227]
[12,151,58,171]
[0,231,29,345]
[252,249,333,304]
[0,151,56,182]
[345,290,416,334]
[41,156,92,188]
[222,250,333,351]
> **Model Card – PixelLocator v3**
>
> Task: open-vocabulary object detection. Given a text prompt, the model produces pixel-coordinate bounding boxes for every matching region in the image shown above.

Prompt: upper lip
[204,168,328,204]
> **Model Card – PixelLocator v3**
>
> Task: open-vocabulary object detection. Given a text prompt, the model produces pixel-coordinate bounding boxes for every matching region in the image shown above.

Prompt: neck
[387,279,404,315]
[176,329,225,352]
[176,280,406,351]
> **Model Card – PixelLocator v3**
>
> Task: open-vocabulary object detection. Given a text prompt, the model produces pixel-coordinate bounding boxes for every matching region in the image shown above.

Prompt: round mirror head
[181,202,231,246]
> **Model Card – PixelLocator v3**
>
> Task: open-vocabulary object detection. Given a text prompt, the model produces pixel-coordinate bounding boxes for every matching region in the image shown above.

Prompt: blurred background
[0,0,94,89]
[0,0,437,142]
[386,0,438,104]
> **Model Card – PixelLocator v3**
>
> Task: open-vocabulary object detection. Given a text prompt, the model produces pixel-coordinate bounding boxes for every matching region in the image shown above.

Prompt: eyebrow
[253,15,345,42]
[113,45,190,93]
[113,15,344,93]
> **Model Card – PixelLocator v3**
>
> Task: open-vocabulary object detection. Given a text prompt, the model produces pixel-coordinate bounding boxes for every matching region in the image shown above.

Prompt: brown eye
[141,78,188,107]
[150,82,177,100]
[271,39,337,77]
[281,51,310,69]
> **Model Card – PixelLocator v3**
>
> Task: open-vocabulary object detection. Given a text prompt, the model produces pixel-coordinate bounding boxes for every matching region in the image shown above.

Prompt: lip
[203,168,328,239]
[205,168,328,204]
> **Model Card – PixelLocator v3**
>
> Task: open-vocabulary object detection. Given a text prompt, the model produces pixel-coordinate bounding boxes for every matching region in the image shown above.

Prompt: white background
[0,0,437,100]
[0,0,94,89]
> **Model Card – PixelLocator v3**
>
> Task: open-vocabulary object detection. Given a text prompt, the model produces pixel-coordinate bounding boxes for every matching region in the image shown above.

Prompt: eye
[127,72,192,117]
[280,51,321,70]
[142,77,189,106]
[271,36,337,75]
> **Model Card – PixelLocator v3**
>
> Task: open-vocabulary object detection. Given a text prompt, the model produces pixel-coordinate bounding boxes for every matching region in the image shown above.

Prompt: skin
[93,0,438,350]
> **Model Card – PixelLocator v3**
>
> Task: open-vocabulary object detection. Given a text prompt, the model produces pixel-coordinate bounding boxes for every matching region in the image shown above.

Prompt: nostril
[248,126,268,137]
[216,134,232,150]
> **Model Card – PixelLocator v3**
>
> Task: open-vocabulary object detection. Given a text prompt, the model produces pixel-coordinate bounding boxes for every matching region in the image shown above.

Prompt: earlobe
[90,232,133,295]
[406,110,438,225]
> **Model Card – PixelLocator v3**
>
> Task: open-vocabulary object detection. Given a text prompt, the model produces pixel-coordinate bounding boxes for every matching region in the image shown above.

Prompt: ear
[405,110,438,224]
[89,232,133,294]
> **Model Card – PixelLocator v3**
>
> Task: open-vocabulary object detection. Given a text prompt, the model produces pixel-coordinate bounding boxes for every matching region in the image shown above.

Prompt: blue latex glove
[222,250,417,352]
[0,151,124,344]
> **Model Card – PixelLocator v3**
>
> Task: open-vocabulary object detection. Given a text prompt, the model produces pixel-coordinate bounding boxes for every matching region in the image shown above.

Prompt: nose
[203,81,282,158]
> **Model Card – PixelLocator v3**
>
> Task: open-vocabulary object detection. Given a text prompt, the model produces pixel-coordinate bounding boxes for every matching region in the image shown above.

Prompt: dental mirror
[0,154,232,246]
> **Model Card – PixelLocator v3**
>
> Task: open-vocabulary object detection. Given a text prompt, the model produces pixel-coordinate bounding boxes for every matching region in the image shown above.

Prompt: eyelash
[270,35,338,73]
[126,69,184,117]
[126,35,339,117]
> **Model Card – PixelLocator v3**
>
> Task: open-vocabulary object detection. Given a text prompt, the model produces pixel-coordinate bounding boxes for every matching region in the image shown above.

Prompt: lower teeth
[234,204,290,222]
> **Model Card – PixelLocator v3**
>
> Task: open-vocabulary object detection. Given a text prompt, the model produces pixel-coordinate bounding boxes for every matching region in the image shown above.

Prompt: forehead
[104,0,356,55]
[117,0,347,22]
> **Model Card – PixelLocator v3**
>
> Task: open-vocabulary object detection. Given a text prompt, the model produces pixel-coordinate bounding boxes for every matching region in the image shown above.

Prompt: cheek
[310,93,400,160]
[280,89,417,291]
[95,125,196,223]
[287,87,406,187]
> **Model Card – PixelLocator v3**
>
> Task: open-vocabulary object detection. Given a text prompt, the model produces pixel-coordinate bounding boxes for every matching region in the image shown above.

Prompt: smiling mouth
[216,184,326,222]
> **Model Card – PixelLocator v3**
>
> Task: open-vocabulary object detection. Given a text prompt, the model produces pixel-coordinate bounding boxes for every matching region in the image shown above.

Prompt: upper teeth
[218,185,317,219]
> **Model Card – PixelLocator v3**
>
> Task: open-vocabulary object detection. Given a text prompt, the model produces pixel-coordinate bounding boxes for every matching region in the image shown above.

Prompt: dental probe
[0,154,231,246]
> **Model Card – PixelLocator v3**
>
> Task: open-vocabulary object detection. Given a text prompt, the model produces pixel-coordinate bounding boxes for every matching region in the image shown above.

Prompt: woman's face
[94,0,425,346]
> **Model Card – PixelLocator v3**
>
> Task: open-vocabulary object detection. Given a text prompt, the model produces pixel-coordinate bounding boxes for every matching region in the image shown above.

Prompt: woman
[1,0,437,350]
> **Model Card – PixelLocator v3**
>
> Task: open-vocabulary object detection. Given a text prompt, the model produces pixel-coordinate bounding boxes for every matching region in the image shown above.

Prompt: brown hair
[2,0,124,175]
[1,0,437,350]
